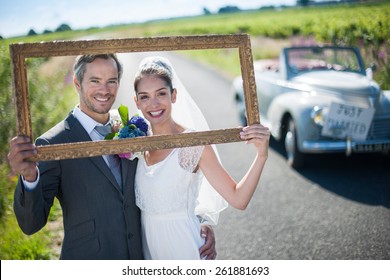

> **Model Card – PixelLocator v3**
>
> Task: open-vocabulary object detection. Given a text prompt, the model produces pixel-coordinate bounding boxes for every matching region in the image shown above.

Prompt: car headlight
[310,105,329,127]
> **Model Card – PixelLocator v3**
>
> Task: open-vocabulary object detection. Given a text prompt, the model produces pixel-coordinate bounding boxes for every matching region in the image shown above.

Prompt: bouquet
[105,105,149,159]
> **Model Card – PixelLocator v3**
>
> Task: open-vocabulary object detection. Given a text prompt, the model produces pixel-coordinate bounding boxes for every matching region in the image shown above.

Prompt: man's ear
[171,88,177,103]
[73,75,81,92]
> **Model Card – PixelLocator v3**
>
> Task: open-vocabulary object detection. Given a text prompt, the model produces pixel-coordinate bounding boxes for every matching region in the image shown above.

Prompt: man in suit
[7,54,216,260]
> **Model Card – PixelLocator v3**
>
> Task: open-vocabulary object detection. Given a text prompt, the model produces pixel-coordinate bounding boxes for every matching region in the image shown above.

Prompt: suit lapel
[65,113,122,192]
[90,156,121,192]
[121,157,138,198]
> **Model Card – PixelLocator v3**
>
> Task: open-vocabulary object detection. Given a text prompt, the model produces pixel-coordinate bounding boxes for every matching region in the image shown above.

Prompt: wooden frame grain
[10,34,259,161]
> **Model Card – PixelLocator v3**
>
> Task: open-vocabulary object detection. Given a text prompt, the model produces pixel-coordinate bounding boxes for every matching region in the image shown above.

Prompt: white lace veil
[136,56,228,225]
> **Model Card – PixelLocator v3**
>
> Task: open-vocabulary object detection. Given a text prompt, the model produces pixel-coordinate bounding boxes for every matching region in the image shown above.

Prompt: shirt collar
[72,105,110,135]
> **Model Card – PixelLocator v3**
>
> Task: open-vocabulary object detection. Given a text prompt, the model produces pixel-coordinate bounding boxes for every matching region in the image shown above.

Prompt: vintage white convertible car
[234,46,390,168]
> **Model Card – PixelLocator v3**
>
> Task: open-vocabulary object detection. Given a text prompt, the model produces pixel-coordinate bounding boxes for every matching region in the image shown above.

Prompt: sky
[0,0,297,38]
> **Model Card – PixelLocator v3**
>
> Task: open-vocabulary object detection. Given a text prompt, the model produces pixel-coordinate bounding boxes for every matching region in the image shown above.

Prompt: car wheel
[284,118,305,169]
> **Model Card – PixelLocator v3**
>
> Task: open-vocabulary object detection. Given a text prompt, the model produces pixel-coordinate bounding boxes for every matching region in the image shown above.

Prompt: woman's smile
[149,109,165,118]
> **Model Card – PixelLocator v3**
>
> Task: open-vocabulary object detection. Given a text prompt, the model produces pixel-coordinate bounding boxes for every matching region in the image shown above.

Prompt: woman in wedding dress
[133,56,270,260]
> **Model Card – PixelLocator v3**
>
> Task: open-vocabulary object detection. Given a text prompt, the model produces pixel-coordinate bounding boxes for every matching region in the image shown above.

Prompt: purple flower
[105,109,148,160]
[129,115,149,134]
[118,152,132,159]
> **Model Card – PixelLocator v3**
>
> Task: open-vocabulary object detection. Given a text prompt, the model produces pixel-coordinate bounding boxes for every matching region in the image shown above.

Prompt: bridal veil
[135,56,228,225]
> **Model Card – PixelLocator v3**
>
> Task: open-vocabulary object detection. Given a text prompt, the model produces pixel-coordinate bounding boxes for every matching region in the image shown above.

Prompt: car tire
[284,118,305,169]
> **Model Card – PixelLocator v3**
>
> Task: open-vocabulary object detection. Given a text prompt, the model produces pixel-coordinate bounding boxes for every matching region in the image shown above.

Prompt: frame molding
[10,34,259,161]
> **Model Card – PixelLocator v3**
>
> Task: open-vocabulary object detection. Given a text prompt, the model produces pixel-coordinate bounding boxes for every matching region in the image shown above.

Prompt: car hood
[291,71,379,98]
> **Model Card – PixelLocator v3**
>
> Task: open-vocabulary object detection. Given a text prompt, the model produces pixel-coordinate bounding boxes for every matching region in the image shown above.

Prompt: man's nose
[99,82,111,92]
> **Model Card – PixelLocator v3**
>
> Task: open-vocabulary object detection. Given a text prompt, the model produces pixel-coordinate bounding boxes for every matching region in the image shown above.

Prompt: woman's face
[135,74,176,126]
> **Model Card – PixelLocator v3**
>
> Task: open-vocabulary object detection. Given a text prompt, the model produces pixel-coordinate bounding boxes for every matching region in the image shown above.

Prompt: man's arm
[9,136,57,235]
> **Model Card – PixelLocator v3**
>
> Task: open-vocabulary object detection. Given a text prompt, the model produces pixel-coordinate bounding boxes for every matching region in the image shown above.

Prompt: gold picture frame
[10,34,259,161]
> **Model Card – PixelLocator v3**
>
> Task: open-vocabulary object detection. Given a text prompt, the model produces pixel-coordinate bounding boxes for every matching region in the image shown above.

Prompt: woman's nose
[149,96,160,106]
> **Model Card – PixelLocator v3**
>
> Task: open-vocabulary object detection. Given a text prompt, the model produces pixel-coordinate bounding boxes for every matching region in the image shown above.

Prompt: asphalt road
[116,52,390,260]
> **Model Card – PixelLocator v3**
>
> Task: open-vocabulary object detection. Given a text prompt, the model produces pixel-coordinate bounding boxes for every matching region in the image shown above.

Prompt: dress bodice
[135,146,204,215]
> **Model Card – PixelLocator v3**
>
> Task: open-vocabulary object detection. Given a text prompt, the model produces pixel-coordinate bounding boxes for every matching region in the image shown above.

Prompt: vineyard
[119,2,389,88]
[138,2,389,44]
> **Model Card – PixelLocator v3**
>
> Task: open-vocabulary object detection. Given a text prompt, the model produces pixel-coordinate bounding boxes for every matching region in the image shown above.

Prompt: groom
[7,53,217,260]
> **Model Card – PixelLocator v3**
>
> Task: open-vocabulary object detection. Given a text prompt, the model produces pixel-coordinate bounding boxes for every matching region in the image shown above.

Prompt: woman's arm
[199,124,270,210]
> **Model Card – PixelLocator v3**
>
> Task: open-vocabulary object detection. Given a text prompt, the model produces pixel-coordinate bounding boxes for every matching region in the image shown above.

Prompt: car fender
[381,90,390,112]
[266,91,343,149]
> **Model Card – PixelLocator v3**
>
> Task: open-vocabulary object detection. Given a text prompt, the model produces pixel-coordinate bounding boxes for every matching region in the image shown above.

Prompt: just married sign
[321,102,375,141]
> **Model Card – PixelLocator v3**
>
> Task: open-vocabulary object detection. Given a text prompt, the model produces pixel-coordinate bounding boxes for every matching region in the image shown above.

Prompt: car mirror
[366,63,377,80]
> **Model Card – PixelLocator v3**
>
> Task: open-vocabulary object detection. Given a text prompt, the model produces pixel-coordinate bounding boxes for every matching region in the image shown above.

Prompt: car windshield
[286,47,363,74]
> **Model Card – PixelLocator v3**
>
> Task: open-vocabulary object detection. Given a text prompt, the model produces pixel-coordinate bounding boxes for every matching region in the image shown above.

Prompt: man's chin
[95,105,114,114]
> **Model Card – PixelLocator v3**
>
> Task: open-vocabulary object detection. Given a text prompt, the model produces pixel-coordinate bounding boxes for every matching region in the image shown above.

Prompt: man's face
[74,57,119,123]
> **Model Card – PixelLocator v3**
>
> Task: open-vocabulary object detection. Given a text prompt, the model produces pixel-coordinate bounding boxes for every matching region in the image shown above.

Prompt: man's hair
[73,54,123,83]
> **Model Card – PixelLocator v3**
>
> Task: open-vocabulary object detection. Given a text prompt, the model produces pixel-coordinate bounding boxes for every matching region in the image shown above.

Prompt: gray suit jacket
[14,112,143,259]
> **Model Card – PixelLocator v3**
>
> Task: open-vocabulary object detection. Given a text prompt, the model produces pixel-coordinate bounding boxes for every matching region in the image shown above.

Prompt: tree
[27,29,37,36]
[259,5,276,10]
[218,6,241,14]
[203,7,211,15]
[55,23,72,32]
[297,0,310,6]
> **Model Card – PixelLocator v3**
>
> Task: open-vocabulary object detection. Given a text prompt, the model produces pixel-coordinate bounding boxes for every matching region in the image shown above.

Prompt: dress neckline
[143,129,192,168]
[143,148,177,168]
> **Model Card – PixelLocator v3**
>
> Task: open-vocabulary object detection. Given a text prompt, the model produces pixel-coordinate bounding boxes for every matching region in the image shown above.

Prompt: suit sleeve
[13,137,61,235]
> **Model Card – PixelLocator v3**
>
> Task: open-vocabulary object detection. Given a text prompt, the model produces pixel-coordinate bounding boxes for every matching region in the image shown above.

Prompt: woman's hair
[134,57,174,96]
[73,54,123,83]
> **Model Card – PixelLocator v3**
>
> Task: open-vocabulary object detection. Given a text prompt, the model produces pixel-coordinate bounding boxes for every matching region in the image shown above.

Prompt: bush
[0,40,76,259]
[0,212,52,259]
[0,44,15,165]
[0,163,53,259]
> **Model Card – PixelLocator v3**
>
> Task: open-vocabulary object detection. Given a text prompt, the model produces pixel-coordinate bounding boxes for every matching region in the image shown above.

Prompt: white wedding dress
[135,146,206,260]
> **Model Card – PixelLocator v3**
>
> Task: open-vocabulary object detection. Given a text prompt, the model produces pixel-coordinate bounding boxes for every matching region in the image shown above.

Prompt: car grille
[366,116,390,140]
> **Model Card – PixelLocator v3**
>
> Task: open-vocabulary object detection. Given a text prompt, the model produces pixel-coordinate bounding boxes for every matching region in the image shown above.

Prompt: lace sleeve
[178,146,204,173]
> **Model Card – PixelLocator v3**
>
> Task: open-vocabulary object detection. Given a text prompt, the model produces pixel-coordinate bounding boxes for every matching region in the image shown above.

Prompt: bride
[133,56,270,260]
